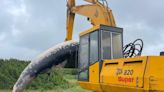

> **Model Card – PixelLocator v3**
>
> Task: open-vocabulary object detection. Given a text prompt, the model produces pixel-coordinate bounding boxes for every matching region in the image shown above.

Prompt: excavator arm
[65,0,75,41]
[65,0,116,41]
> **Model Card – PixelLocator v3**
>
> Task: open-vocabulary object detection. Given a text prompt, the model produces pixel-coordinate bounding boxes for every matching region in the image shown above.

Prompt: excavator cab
[78,25,123,81]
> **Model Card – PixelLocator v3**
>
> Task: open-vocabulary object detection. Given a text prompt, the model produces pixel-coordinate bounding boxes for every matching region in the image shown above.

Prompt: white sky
[0,0,164,60]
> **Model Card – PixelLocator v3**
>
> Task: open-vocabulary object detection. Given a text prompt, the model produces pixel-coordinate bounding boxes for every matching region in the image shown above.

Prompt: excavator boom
[65,0,116,41]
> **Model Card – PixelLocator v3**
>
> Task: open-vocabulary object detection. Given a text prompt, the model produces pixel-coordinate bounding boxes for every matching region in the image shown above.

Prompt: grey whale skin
[12,41,79,92]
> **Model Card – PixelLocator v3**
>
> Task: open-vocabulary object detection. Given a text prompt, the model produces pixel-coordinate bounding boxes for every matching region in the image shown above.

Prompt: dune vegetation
[0,59,90,92]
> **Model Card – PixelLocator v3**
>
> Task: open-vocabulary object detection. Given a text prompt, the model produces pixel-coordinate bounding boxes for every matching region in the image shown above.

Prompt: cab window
[101,30,111,59]
[89,31,98,65]
[112,32,123,59]
[78,34,89,81]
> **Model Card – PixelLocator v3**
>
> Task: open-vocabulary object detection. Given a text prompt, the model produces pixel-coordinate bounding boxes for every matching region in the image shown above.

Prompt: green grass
[0,58,90,92]
[0,68,91,92]
[0,84,90,92]
[0,86,90,92]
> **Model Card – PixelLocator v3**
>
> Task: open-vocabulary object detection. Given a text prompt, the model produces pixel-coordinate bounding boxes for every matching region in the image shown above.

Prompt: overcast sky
[0,0,164,60]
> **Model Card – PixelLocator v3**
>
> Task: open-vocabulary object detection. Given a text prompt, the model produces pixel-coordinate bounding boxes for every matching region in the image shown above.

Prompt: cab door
[89,31,100,83]
[78,30,100,83]
[78,34,89,81]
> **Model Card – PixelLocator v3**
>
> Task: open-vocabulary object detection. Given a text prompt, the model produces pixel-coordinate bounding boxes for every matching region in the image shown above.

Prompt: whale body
[12,41,79,92]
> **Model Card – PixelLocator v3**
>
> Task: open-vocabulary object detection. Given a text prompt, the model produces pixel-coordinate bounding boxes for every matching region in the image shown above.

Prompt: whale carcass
[12,41,79,92]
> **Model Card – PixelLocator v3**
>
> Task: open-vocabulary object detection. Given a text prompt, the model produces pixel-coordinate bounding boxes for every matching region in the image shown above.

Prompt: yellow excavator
[13,0,164,92]
[66,0,164,92]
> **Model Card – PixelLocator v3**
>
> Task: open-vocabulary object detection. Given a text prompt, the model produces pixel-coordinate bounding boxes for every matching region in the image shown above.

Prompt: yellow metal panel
[79,25,100,36]
[100,56,147,88]
[144,56,164,91]
[100,83,144,92]
[84,0,97,3]
[89,62,100,83]
[78,81,102,92]
[78,56,164,92]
